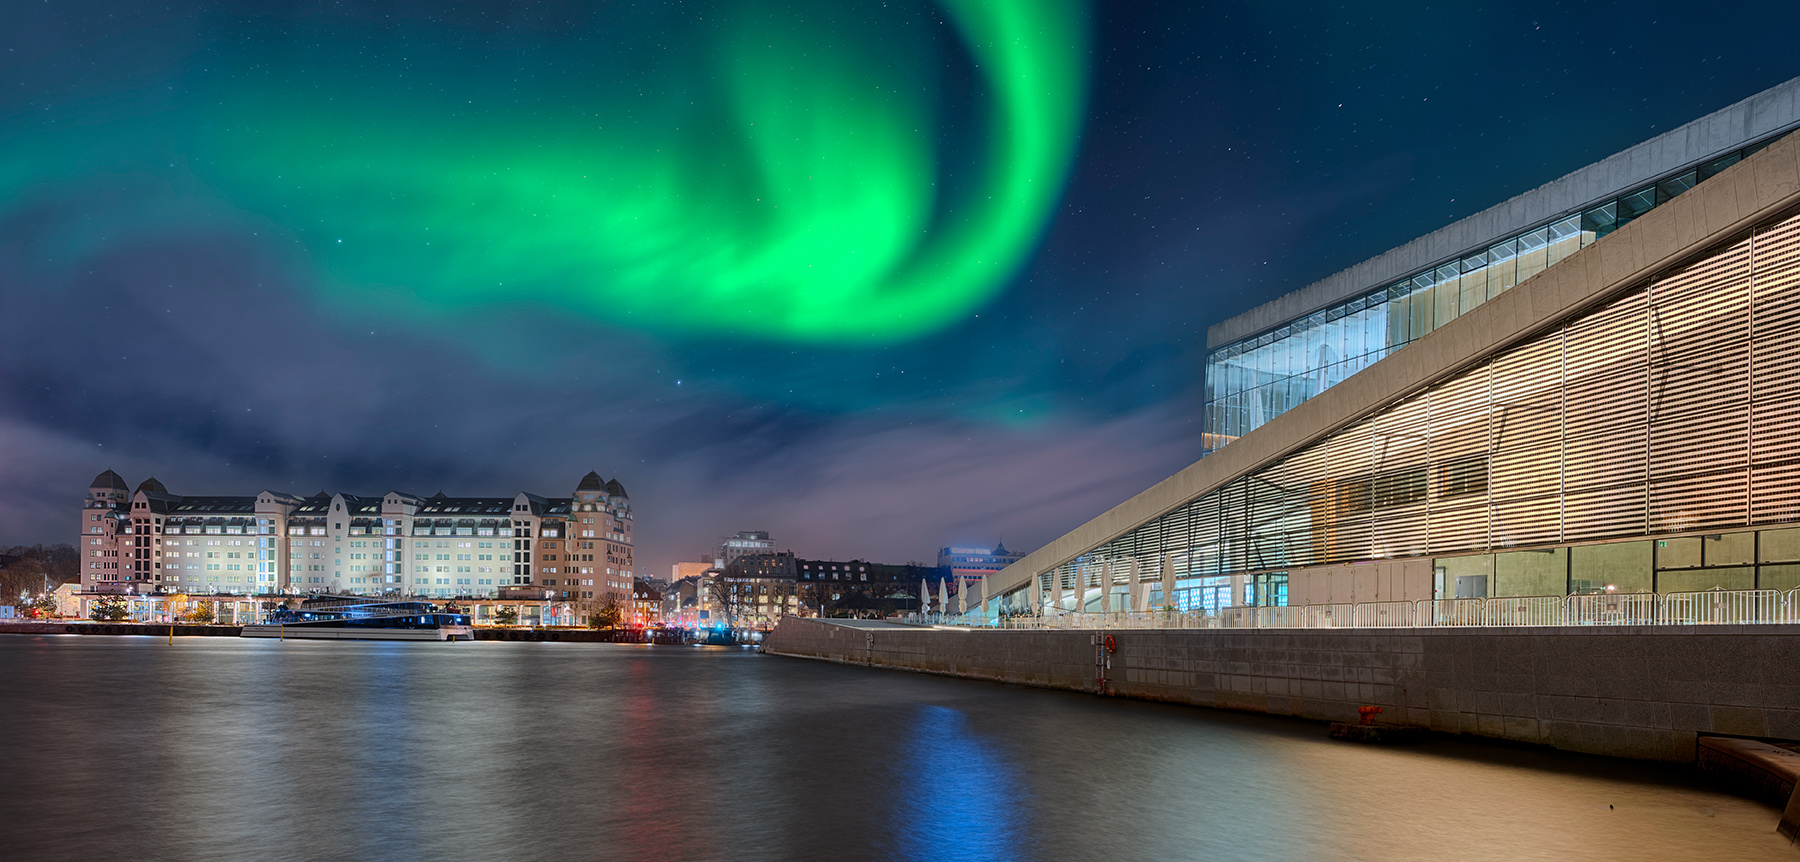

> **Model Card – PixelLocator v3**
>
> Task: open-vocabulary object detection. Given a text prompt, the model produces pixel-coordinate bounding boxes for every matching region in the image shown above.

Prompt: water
[0,636,1790,862]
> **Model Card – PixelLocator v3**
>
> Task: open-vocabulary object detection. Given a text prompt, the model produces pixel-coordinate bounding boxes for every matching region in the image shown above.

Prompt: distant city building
[937,543,1025,581]
[630,578,663,627]
[718,531,775,566]
[795,557,948,618]
[718,551,800,629]
[671,561,712,582]
[78,470,634,605]
[664,574,719,628]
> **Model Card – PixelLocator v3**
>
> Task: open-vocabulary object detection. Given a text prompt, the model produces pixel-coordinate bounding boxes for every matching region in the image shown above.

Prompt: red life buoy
[1103,634,1116,653]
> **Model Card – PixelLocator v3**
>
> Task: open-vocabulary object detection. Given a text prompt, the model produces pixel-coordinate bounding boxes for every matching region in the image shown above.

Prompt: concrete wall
[1285,559,1432,606]
[765,617,1800,763]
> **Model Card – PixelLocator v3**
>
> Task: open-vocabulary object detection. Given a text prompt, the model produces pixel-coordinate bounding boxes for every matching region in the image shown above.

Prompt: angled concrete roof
[1206,75,1800,351]
[990,130,1800,599]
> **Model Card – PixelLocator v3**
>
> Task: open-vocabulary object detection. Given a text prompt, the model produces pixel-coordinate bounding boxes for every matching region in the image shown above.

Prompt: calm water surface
[0,635,1790,861]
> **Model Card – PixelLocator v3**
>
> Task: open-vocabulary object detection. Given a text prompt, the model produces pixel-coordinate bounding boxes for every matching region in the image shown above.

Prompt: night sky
[5,1,1800,576]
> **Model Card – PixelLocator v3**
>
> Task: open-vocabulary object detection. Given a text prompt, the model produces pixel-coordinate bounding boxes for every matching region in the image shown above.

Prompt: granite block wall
[763,618,1800,763]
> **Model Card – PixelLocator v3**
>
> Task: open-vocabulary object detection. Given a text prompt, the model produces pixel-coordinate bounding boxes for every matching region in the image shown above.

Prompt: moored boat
[241,595,473,641]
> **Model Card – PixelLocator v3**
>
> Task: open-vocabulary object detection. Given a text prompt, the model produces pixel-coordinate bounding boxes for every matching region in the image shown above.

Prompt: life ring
[1103,634,1116,653]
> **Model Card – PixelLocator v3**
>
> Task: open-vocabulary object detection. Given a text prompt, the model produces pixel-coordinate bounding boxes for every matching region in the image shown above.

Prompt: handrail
[977,588,1800,631]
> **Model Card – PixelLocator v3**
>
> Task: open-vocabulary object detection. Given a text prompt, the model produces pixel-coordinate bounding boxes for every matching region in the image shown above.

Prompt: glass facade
[1038,204,1800,610]
[1204,137,1787,446]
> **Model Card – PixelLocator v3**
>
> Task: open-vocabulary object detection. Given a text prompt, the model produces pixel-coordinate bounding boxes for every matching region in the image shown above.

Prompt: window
[1334,479,1372,516]
[1439,457,1487,499]
[1373,467,1427,508]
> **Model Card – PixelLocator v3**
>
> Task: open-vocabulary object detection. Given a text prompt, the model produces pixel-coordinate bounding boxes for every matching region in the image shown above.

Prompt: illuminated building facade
[984,77,1800,615]
[1204,80,1800,448]
[716,551,955,622]
[937,543,1024,582]
[630,578,663,627]
[718,551,801,629]
[79,470,634,604]
[718,530,775,566]
[795,557,947,617]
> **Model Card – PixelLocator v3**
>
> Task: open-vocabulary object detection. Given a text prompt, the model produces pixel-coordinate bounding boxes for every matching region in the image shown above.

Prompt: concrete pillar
[1161,553,1176,610]
[1093,561,1106,614]
[1130,559,1144,612]
[1230,573,1247,608]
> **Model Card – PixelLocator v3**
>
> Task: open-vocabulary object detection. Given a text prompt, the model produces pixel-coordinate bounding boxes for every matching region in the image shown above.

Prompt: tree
[1,544,78,586]
[589,603,623,629]
[493,605,519,626]
[24,594,57,619]
[90,596,130,622]
[185,603,215,624]
[703,577,738,630]
[0,556,52,607]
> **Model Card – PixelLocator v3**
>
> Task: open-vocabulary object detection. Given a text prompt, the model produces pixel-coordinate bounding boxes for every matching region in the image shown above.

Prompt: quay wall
[0,622,683,644]
[763,617,1800,763]
[0,621,242,636]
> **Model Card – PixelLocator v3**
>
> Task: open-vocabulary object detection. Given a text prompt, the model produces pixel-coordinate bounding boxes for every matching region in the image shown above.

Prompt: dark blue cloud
[4,1,1800,576]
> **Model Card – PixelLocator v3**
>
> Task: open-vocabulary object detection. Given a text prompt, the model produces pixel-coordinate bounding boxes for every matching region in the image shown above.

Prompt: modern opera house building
[985,76,1800,617]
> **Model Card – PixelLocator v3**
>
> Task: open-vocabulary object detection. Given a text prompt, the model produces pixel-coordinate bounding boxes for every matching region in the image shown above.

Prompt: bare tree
[1,544,78,585]
[0,557,53,605]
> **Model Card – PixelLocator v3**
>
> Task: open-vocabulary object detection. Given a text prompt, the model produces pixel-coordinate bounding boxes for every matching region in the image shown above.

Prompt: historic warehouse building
[983,76,1800,616]
[78,470,635,603]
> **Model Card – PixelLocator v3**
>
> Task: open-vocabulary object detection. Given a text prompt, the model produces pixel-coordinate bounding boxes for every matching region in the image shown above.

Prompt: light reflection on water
[0,635,1791,862]
[896,705,1022,862]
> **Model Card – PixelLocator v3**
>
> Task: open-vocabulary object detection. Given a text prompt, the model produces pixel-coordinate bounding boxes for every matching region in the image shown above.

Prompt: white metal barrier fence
[981,588,1800,631]
[1658,589,1796,625]
[1352,601,1417,628]
[1565,592,1660,626]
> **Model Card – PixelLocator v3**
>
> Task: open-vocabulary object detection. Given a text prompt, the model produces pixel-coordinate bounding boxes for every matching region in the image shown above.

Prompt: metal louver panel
[1056,207,1800,595]
[1489,333,1564,546]
[1215,479,1250,574]
[1752,216,1800,525]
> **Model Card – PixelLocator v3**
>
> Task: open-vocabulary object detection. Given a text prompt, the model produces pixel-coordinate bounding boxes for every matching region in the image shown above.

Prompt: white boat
[241,595,474,641]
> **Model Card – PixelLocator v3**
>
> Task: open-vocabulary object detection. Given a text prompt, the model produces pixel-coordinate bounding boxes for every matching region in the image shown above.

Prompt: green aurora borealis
[47,0,1085,344]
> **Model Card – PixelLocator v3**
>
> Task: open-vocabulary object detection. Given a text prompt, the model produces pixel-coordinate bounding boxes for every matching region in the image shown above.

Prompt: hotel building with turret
[79,470,634,603]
